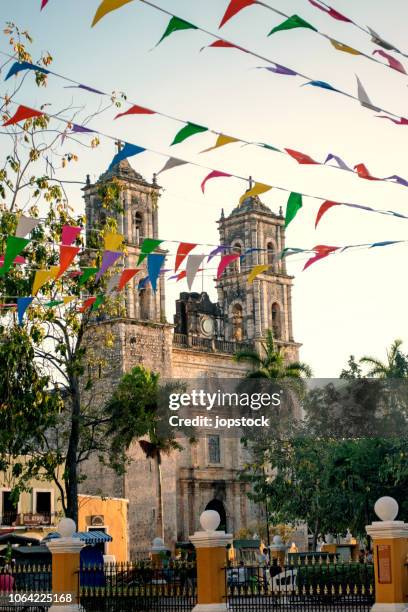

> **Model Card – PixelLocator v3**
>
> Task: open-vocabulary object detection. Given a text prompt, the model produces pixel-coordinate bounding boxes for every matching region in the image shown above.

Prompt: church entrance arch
[205,499,227,531]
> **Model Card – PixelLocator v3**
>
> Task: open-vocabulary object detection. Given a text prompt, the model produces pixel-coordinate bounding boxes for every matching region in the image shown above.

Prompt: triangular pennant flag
[108,143,145,170]
[148,254,166,291]
[285,149,318,165]
[285,193,303,228]
[5,61,49,81]
[373,50,406,74]
[269,15,317,36]
[3,105,44,126]
[72,124,94,134]
[370,240,402,248]
[0,254,25,266]
[44,300,64,308]
[104,232,124,251]
[201,134,239,154]
[217,254,240,279]
[175,243,197,272]
[15,215,41,238]
[138,276,150,289]
[95,251,122,282]
[303,245,339,270]
[219,0,258,27]
[260,142,281,152]
[92,295,105,311]
[201,171,232,193]
[138,238,163,265]
[57,245,80,278]
[368,27,397,52]
[0,236,30,276]
[256,65,298,76]
[79,297,97,312]
[156,17,198,46]
[63,296,75,305]
[61,225,81,245]
[186,254,206,290]
[377,115,408,126]
[92,0,134,26]
[157,157,188,175]
[308,0,351,22]
[354,163,380,181]
[79,267,98,286]
[315,201,340,228]
[202,40,245,52]
[117,268,141,291]
[303,80,339,92]
[208,245,228,262]
[171,122,208,146]
[239,182,272,205]
[279,247,308,259]
[356,76,380,112]
[324,154,352,172]
[17,297,34,325]
[330,40,361,56]
[248,264,270,283]
[115,104,155,119]
[41,0,49,9]
[32,266,59,296]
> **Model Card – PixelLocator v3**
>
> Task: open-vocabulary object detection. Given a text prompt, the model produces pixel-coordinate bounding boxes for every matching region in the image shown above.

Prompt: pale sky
[1,0,408,376]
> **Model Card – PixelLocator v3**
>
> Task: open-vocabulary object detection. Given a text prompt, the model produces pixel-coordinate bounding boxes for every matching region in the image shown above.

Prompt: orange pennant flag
[57,245,80,278]
[201,134,239,153]
[330,39,361,56]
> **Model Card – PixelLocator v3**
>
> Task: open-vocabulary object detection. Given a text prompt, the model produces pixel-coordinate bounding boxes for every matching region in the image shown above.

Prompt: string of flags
[4,58,408,190]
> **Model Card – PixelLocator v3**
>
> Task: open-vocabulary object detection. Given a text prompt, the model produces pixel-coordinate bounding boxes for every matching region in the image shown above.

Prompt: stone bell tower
[217,190,300,361]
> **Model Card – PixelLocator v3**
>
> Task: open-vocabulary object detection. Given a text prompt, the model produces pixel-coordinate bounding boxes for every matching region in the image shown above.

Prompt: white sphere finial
[272,535,283,545]
[200,510,220,532]
[58,518,76,538]
[374,496,399,522]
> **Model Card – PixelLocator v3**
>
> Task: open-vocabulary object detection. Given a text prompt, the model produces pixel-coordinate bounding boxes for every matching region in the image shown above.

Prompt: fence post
[269,535,286,567]
[366,496,408,612]
[46,518,84,611]
[189,510,232,612]
[151,536,167,568]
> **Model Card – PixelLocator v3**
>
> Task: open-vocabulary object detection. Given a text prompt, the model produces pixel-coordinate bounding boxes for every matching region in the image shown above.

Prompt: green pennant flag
[261,143,281,152]
[268,14,317,36]
[171,122,208,146]
[156,16,198,46]
[92,295,105,311]
[78,267,98,286]
[44,300,64,307]
[285,193,303,228]
[0,236,30,276]
[138,238,164,265]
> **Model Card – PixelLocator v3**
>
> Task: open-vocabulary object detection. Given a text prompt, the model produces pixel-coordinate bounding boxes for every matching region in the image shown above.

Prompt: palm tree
[234,329,312,380]
[360,339,408,378]
[106,366,183,541]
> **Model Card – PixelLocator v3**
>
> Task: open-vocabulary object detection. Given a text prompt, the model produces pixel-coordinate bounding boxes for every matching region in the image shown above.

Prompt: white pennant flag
[356,75,380,112]
[157,157,188,175]
[15,215,41,238]
[186,254,205,290]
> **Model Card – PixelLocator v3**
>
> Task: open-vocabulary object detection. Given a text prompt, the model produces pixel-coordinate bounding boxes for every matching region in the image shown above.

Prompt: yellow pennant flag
[92,0,134,27]
[248,264,270,283]
[239,182,272,205]
[63,296,75,305]
[330,39,361,56]
[104,232,124,251]
[32,266,59,296]
[201,134,239,154]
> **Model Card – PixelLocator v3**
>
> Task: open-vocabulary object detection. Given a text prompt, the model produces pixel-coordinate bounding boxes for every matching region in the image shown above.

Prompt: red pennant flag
[285,149,319,165]
[217,254,240,278]
[79,297,96,312]
[201,39,247,53]
[303,245,339,271]
[3,105,44,127]
[308,0,351,22]
[201,170,232,193]
[41,0,49,8]
[377,115,408,125]
[373,50,406,74]
[219,0,258,27]
[175,243,197,272]
[315,201,340,228]
[117,268,141,291]
[115,104,155,120]
[354,163,381,181]
[57,245,80,278]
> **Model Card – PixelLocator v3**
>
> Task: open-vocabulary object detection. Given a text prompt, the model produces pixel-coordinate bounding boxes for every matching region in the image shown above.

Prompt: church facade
[81,159,300,556]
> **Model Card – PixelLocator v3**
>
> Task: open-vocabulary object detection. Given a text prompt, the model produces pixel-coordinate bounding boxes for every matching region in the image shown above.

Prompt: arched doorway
[205,499,227,532]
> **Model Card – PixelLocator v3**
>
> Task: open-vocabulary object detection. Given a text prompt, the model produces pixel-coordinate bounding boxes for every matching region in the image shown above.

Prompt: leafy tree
[360,339,408,378]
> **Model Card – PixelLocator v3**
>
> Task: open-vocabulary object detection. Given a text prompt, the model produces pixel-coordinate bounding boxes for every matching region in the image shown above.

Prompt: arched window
[232,303,244,342]
[139,287,150,320]
[134,212,144,244]
[266,242,275,266]
[272,303,281,339]
[232,242,242,273]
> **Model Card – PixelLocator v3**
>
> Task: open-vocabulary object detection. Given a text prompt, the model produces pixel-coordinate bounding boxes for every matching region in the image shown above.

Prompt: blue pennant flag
[17,297,34,326]
[108,143,146,170]
[5,61,49,81]
[147,254,166,292]
[303,80,339,92]
[138,276,150,290]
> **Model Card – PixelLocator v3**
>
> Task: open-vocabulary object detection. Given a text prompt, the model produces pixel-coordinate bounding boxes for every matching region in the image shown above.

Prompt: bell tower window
[272,303,281,339]
[232,303,244,342]
[267,242,275,267]
[135,212,144,245]
[232,243,242,273]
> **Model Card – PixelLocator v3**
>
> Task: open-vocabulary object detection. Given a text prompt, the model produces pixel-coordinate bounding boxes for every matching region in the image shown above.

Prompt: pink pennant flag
[217,254,240,279]
[0,255,25,265]
[377,115,408,125]
[303,245,339,271]
[201,171,232,193]
[62,225,81,245]
[373,49,406,74]
[41,0,49,9]
[308,0,351,22]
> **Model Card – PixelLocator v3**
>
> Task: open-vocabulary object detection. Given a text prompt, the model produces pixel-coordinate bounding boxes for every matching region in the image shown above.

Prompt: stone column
[46,518,84,612]
[190,510,233,612]
[366,497,408,612]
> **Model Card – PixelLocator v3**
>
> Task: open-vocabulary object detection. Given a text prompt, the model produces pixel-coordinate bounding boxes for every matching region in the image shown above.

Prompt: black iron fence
[225,561,375,611]
[80,560,197,611]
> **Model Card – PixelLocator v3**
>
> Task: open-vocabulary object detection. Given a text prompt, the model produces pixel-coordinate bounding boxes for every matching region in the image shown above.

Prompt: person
[238,561,247,586]
[365,548,373,563]
[258,548,270,586]
[0,565,15,593]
